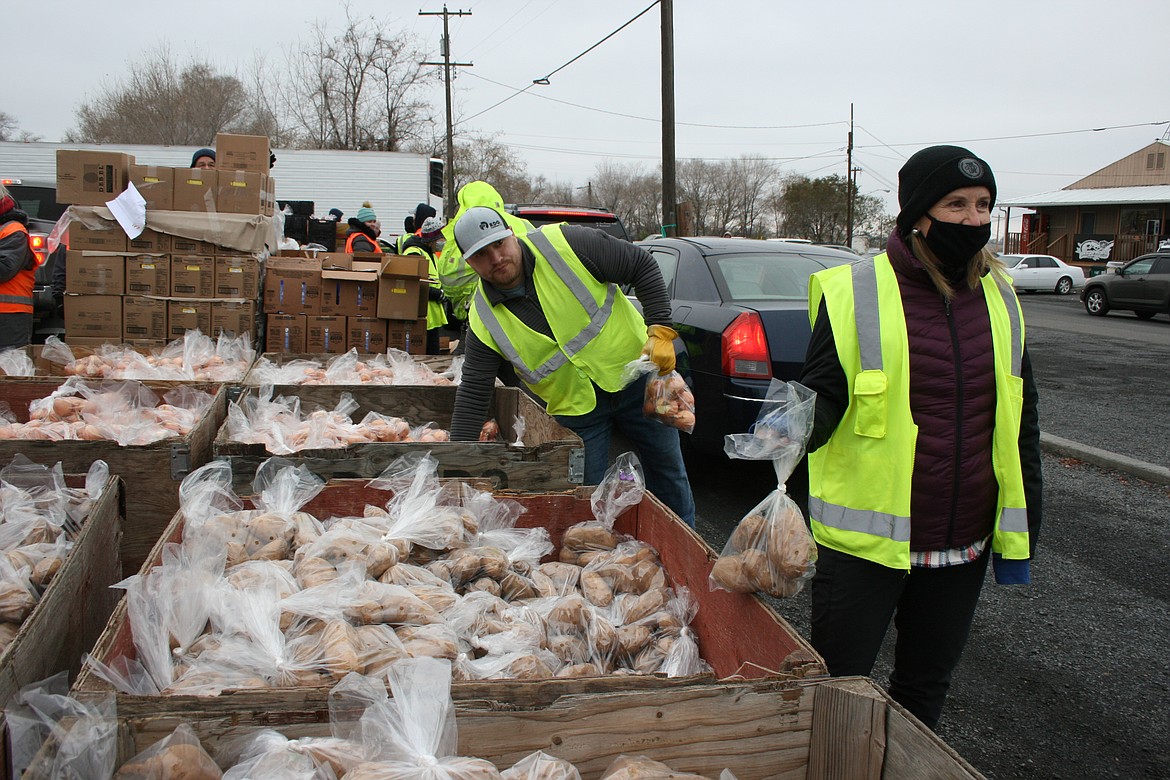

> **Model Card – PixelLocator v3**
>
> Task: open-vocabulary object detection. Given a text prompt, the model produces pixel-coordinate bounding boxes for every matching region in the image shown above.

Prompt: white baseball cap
[454,206,513,258]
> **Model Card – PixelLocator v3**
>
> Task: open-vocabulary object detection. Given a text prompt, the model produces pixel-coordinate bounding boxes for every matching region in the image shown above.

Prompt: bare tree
[278,7,438,151]
[592,161,661,239]
[67,48,262,145]
[0,112,17,141]
[451,134,533,200]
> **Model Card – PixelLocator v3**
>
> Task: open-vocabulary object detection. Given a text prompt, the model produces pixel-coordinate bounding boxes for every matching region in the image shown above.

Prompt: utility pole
[420,5,472,220]
[844,103,854,247]
[661,0,677,237]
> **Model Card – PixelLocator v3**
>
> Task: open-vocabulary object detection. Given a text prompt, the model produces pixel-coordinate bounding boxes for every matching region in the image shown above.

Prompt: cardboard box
[55,150,133,206]
[216,170,266,214]
[167,300,212,339]
[321,267,379,317]
[385,318,426,354]
[211,300,255,339]
[65,251,125,295]
[306,315,347,354]
[170,235,217,256]
[123,296,168,340]
[65,294,123,339]
[214,256,260,299]
[376,254,428,320]
[172,168,217,212]
[264,175,276,216]
[171,256,215,298]
[265,314,307,353]
[69,223,127,252]
[127,228,172,254]
[128,164,175,211]
[125,255,171,296]
[346,316,387,353]
[263,256,321,315]
[215,133,270,174]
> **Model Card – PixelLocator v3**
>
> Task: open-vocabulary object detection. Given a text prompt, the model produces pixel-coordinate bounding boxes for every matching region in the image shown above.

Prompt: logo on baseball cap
[454,206,514,258]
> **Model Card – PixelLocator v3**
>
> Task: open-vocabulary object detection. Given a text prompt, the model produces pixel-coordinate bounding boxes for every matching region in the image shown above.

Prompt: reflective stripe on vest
[472,229,619,386]
[808,254,1030,568]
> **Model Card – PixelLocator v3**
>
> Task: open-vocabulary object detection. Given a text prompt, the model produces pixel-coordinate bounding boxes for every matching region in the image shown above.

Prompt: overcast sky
[5,0,1168,231]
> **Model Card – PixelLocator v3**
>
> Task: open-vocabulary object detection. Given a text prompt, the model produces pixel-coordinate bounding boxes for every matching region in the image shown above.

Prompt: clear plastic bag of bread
[367,453,468,553]
[559,453,643,568]
[711,381,817,598]
[502,750,581,780]
[4,670,117,780]
[217,727,364,778]
[622,355,696,434]
[112,722,221,779]
[599,755,712,780]
[331,658,505,779]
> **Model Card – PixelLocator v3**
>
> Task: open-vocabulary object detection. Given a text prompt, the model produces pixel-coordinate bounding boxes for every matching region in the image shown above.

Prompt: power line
[855,120,1169,148]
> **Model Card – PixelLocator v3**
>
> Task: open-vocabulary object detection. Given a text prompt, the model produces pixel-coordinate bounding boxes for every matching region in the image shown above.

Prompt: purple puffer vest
[886,232,999,550]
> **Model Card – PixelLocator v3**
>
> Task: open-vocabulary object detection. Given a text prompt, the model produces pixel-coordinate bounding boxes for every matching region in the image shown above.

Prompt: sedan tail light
[721,311,772,379]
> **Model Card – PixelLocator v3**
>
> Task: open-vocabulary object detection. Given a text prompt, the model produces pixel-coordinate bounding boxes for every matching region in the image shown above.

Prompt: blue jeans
[555,374,696,527]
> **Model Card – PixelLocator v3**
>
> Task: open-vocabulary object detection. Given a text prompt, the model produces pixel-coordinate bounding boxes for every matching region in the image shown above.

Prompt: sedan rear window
[714,254,831,301]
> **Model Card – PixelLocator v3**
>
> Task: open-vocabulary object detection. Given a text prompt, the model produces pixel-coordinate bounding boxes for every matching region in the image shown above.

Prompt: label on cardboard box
[265,314,307,353]
[65,251,125,295]
[125,255,171,296]
[64,294,123,339]
[385,318,427,355]
[171,256,216,298]
[215,133,271,174]
[123,296,168,340]
[167,300,212,339]
[127,229,172,254]
[216,171,266,215]
[170,236,217,255]
[263,256,321,315]
[307,315,347,354]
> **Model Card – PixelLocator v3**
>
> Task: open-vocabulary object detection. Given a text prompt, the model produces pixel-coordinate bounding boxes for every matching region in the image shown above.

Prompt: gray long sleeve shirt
[449,225,671,440]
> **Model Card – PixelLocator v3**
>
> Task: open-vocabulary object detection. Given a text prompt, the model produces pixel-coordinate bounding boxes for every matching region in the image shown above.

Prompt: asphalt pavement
[684,296,1170,779]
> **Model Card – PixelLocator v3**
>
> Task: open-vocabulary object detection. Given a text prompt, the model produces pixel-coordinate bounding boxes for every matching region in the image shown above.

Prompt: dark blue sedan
[636,237,857,457]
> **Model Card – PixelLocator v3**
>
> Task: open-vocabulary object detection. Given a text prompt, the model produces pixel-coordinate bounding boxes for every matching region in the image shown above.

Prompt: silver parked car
[1001,254,1086,294]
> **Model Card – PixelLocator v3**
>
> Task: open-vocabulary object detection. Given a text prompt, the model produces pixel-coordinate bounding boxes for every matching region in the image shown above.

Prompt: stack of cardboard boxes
[59,135,273,348]
[263,251,430,354]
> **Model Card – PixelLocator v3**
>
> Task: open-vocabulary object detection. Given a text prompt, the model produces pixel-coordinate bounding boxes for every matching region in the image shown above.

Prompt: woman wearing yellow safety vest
[0,185,39,349]
[798,146,1042,730]
[400,216,449,355]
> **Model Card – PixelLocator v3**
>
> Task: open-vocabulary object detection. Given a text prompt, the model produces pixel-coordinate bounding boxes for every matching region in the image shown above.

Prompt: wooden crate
[73,481,826,754]
[0,380,229,576]
[50,678,980,779]
[214,385,584,491]
[0,474,123,780]
[241,351,455,385]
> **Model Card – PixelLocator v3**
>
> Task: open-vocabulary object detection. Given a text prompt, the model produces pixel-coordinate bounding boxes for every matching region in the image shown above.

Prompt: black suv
[1081,252,1170,320]
[505,204,630,241]
[4,179,67,338]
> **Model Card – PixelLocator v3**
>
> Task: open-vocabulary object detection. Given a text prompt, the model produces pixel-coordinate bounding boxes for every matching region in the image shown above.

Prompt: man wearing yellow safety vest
[447,205,695,526]
[0,185,39,349]
[400,216,449,355]
[798,146,1042,730]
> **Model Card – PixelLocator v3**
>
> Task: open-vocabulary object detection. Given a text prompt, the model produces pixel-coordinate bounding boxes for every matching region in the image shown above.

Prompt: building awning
[999,185,1170,208]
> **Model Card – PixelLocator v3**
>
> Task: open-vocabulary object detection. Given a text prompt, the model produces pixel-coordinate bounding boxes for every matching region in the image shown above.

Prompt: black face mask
[923,215,991,272]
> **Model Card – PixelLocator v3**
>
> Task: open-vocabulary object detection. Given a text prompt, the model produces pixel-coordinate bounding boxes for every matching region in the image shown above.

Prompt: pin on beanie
[896,145,996,234]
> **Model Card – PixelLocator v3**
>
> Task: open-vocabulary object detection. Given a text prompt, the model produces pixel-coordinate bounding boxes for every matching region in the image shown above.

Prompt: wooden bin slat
[214,385,583,491]
[0,380,228,575]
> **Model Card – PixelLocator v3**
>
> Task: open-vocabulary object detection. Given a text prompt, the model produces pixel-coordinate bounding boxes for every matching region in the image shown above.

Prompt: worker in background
[345,204,383,253]
[0,185,39,349]
[401,216,449,354]
[397,202,438,254]
[190,148,216,169]
[438,181,533,352]
[448,204,696,526]
[798,145,1042,730]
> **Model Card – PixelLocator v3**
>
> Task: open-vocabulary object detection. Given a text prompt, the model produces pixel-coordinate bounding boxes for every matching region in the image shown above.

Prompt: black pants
[810,545,990,730]
[0,312,32,349]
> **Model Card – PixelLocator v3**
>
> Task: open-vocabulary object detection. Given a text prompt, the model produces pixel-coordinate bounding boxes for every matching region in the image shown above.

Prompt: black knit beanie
[413,202,437,227]
[896,145,996,234]
[190,148,216,167]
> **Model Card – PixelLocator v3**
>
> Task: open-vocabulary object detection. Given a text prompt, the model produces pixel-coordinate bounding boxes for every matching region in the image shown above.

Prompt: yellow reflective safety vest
[403,244,448,329]
[806,253,1031,570]
[468,224,647,416]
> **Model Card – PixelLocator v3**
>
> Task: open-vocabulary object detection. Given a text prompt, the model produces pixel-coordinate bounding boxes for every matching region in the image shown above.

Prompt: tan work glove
[641,324,678,375]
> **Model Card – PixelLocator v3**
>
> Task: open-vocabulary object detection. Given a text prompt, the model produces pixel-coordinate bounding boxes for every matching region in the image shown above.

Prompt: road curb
[1040,432,1170,486]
